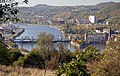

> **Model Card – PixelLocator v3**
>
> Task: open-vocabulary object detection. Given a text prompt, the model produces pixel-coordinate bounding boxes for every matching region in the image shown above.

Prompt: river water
[15,23,105,52]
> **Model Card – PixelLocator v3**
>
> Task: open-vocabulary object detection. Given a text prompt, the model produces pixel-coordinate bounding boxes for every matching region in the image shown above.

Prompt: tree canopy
[0,0,28,23]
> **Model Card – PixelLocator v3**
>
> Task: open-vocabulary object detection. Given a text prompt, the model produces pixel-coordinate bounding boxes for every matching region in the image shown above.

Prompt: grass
[0,65,55,76]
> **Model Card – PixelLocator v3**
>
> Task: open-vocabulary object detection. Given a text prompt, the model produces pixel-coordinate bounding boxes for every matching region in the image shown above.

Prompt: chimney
[109,28,112,38]
[84,33,87,42]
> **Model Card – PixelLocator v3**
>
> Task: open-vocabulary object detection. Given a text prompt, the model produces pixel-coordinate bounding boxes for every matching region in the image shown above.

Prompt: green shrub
[9,48,23,63]
[7,41,17,48]
[0,40,10,65]
[87,41,120,76]
[23,50,44,68]
[13,56,26,66]
[56,46,100,76]
[13,50,44,68]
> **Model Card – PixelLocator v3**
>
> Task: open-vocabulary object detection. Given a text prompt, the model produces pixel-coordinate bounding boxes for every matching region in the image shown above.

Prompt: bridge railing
[16,36,67,40]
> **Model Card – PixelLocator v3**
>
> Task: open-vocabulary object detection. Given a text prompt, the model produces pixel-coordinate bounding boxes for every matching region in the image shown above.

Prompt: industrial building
[84,33,108,43]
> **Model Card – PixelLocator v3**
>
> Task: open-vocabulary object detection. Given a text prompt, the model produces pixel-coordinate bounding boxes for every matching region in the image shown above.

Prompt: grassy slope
[0,65,55,76]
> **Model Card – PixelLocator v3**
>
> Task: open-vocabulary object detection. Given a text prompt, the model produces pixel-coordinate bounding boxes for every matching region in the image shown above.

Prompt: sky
[18,0,120,6]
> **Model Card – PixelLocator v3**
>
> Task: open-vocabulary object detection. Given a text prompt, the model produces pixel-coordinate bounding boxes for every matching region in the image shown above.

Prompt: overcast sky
[19,0,120,6]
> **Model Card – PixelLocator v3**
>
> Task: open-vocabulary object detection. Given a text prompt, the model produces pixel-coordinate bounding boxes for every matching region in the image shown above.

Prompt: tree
[36,32,54,53]
[36,32,55,63]
[25,49,44,68]
[0,0,28,23]
[36,32,74,76]
[13,49,44,68]
[36,32,54,67]
[87,41,120,76]
[36,32,55,75]
[9,48,23,63]
[56,46,100,76]
[56,42,73,64]
[0,40,10,65]
[0,0,28,65]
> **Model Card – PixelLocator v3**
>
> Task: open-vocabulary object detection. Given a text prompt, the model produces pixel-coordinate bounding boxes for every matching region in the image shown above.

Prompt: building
[95,29,102,33]
[89,16,96,23]
[106,21,109,25]
[75,19,90,24]
[51,20,66,25]
[0,0,5,3]
[0,0,13,3]
[103,28,116,35]
[85,33,108,43]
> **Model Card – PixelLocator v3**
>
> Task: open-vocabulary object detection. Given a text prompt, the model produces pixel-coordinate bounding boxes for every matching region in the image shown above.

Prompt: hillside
[53,2,120,23]
[96,2,120,24]
[94,2,116,9]
[17,4,75,18]
[17,2,120,24]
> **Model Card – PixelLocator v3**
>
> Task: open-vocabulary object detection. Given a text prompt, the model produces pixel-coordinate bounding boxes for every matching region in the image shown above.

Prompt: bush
[7,41,17,48]
[14,49,44,68]
[0,40,10,65]
[24,50,44,68]
[9,48,23,63]
[13,56,26,66]
[87,41,120,76]
[56,46,100,76]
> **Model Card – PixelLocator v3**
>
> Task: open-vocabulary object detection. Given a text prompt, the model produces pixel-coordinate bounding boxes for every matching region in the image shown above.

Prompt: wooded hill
[17,2,120,24]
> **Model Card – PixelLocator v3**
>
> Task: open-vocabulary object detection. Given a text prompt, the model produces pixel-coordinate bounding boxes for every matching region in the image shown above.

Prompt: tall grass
[0,65,55,76]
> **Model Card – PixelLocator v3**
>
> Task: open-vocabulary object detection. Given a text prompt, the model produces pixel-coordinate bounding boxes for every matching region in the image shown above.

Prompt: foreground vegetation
[0,0,120,75]
[0,32,120,76]
[0,65,55,76]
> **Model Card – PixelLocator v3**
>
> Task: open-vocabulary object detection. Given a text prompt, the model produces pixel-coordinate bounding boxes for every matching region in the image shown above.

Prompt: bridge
[13,36,71,43]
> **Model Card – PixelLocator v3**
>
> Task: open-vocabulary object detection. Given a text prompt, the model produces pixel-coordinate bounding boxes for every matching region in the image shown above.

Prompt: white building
[106,21,109,25]
[89,16,96,23]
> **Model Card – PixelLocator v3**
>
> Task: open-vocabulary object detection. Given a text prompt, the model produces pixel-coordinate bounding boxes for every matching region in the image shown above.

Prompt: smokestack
[109,28,111,38]
[84,33,87,42]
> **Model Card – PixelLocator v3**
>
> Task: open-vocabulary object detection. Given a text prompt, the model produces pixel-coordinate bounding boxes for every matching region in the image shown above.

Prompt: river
[15,23,105,52]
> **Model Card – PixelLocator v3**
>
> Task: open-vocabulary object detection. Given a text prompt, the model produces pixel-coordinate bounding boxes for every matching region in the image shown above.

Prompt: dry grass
[0,65,55,76]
